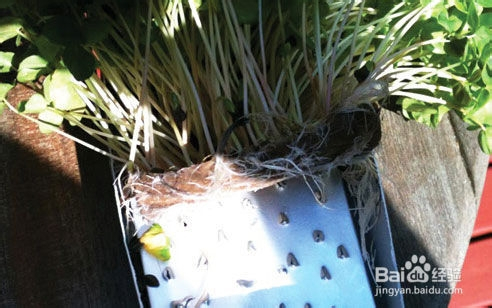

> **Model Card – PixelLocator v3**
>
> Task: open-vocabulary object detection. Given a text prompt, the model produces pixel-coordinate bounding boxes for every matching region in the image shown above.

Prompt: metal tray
[118,169,403,307]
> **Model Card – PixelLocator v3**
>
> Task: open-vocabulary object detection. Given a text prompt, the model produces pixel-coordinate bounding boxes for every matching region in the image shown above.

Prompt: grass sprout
[4,0,471,169]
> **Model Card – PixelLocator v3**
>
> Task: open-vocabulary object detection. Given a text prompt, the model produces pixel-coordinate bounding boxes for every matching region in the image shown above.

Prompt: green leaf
[17,55,49,82]
[468,89,492,125]
[0,17,22,44]
[483,55,492,89]
[21,93,48,113]
[401,98,437,115]
[46,68,86,111]
[38,109,63,133]
[471,26,492,56]
[81,18,111,44]
[32,35,62,63]
[222,97,236,114]
[0,83,12,114]
[139,223,171,261]
[479,128,492,154]
[401,98,449,127]
[467,1,479,32]
[230,0,273,24]
[477,0,492,8]
[452,84,473,108]
[479,13,492,28]
[454,0,468,13]
[480,43,492,64]
[231,0,258,24]
[0,83,13,100]
[62,46,96,81]
[437,11,463,33]
[0,51,14,73]
[444,37,467,57]
[42,16,83,46]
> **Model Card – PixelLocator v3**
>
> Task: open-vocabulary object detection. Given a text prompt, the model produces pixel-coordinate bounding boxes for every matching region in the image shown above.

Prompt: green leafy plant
[393,0,492,153]
[1,0,491,164]
[2,0,490,284]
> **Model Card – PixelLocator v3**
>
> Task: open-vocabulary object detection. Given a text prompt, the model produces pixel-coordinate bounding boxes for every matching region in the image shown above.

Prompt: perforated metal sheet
[132,171,375,307]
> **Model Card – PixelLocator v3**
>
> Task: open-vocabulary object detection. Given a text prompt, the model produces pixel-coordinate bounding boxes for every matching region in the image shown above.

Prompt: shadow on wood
[377,110,488,307]
[0,103,139,306]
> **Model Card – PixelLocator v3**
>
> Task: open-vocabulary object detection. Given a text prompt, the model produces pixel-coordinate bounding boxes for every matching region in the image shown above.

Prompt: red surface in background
[449,158,492,307]
[471,168,492,238]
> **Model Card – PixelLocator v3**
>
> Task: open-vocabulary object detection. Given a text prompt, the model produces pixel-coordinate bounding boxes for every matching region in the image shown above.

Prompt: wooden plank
[0,85,139,306]
[376,110,488,307]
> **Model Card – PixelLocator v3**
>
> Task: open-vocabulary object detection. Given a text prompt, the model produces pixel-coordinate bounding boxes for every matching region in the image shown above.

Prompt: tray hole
[287,252,300,267]
[197,254,208,269]
[337,245,349,259]
[162,266,175,281]
[279,212,289,225]
[321,265,331,280]
[312,230,325,242]
[236,279,254,288]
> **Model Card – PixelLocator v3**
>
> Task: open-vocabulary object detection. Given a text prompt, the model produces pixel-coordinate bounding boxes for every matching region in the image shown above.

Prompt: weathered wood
[376,110,488,307]
[1,85,486,307]
[0,85,139,307]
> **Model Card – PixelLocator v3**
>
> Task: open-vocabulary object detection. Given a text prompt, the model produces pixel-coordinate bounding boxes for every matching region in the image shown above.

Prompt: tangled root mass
[125,108,381,217]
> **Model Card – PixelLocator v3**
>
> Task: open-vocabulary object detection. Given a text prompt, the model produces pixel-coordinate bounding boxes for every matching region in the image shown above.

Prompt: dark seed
[287,252,300,267]
[162,266,175,281]
[337,245,349,259]
[312,230,325,242]
[279,212,289,225]
[321,266,331,280]
[143,274,160,287]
